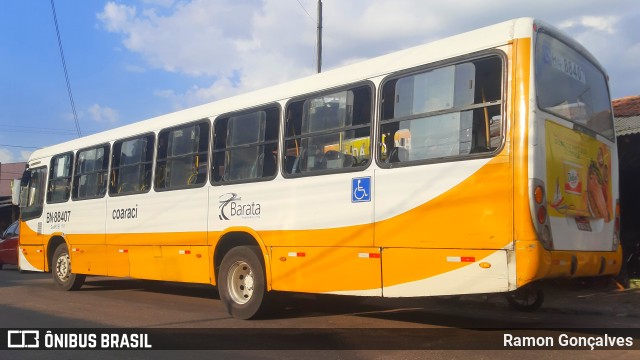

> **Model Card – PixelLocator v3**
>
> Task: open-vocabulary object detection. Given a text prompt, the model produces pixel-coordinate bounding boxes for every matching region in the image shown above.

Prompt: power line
[295,0,316,23]
[50,0,82,138]
[0,144,39,149]
[1,128,77,136]
[0,124,77,132]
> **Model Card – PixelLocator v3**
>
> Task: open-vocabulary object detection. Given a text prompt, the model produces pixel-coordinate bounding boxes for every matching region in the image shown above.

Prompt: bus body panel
[374,154,512,250]
[106,245,130,277]
[69,244,108,275]
[208,172,374,238]
[19,219,47,271]
[17,244,45,272]
[382,248,509,297]
[106,188,208,242]
[269,246,382,295]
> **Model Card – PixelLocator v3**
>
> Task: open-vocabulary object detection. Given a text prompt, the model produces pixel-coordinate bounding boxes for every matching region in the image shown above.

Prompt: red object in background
[0,220,19,269]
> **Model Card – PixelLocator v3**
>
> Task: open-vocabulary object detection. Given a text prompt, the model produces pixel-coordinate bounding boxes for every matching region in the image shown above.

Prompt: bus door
[18,166,48,271]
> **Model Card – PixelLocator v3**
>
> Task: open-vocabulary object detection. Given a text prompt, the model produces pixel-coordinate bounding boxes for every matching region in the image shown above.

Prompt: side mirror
[11,180,21,206]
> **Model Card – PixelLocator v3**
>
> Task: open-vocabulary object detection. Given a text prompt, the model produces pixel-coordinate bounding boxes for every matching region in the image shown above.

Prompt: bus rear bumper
[515,240,623,287]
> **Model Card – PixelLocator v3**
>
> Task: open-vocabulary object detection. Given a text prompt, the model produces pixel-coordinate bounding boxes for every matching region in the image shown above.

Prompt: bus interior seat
[252,153,277,178]
[386,147,408,163]
[321,150,344,169]
[169,159,191,186]
[343,154,355,167]
[262,153,277,177]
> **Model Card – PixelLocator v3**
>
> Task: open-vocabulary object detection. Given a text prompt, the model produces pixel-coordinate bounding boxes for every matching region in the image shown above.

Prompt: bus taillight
[534,186,544,204]
[532,179,553,250]
[537,206,547,224]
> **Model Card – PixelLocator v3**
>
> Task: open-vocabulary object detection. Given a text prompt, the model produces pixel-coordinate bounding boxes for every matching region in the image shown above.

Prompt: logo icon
[351,177,371,202]
[219,193,240,220]
[7,330,39,348]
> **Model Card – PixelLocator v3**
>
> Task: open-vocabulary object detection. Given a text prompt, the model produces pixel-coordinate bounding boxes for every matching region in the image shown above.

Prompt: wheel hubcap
[56,254,70,282]
[227,260,254,305]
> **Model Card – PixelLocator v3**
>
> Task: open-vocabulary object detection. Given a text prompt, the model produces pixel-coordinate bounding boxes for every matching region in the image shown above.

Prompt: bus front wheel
[52,243,85,291]
[218,246,268,320]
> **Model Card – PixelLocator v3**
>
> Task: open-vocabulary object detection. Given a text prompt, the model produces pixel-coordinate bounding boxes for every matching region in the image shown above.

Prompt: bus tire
[52,243,85,291]
[218,246,267,320]
[505,287,544,312]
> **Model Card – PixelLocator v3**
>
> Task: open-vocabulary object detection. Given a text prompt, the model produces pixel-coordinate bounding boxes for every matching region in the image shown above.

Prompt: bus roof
[28,17,561,164]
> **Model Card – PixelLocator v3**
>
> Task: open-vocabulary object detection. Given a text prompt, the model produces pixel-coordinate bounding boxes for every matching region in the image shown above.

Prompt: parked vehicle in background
[0,220,19,269]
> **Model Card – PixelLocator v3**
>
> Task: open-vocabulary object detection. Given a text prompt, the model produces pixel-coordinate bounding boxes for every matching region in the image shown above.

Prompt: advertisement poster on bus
[545,121,612,223]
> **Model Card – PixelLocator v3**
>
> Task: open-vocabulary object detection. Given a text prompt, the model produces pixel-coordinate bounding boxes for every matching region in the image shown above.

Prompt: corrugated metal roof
[615,115,640,136]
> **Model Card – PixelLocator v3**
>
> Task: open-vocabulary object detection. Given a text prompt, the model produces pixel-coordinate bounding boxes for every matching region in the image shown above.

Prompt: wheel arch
[213,228,271,290]
[46,235,67,273]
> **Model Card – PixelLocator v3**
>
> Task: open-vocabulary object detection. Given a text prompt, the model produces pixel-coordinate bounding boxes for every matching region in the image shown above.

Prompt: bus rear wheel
[218,246,267,320]
[505,286,544,312]
[52,243,85,291]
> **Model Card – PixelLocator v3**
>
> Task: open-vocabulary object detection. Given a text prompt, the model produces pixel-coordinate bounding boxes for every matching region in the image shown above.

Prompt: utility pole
[316,0,322,73]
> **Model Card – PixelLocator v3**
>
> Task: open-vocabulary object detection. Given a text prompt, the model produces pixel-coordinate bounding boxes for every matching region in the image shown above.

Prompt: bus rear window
[535,32,614,140]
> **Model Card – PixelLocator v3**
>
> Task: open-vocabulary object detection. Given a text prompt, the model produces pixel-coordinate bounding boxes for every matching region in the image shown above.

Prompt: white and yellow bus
[17,18,620,319]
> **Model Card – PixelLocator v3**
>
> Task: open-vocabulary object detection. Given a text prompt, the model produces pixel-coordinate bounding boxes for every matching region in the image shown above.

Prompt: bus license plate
[575,217,592,232]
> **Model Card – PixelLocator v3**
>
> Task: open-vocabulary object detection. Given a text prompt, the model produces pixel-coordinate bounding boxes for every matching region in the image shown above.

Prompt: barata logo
[218,193,261,220]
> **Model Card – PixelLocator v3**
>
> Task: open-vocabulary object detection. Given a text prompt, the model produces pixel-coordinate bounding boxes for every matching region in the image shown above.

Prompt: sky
[1,0,639,165]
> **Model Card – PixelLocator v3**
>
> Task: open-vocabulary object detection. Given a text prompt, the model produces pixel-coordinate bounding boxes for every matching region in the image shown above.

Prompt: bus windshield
[535,32,614,140]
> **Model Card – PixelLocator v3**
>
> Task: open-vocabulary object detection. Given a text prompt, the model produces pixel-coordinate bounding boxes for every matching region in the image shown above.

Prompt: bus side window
[47,152,73,204]
[284,85,372,175]
[212,107,279,184]
[156,121,209,190]
[378,55,503,164]
[72,144,109,200]
[110,134,154,196]
[284,103,304,174]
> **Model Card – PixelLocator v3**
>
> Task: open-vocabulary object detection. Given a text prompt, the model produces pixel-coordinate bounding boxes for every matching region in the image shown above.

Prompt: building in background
[613,95,640,278]
[0,162,25,233]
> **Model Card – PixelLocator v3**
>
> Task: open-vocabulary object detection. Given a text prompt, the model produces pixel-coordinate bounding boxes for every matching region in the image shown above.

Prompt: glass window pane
[380,56,502,165]
[20,167,46,220]
[120,138,147,165]
[48,153,72,203]
[394,64,475,118]
[228,112,266,146]
[111,135,153,195]
[303,91,353,133]
[213,108,278,183]
[168,125,200,157]
[397,111,473,161]
[74,145,108,200]
[226,146,262,181]
[535,32,613,139]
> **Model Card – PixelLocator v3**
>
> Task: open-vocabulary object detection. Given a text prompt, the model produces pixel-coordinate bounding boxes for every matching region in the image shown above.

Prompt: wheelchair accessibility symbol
[351,177,371,202]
